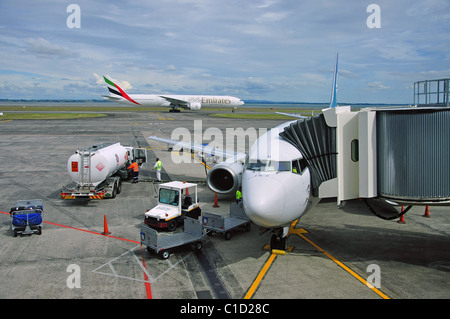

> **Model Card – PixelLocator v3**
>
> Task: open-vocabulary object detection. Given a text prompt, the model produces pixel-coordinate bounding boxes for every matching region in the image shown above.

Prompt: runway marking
[170,151,212,170]
[289,221,390,299]
[244,252,277,299]
[191,153,211,170]
[245,221,390,299]
[0,211,152,298]
[138,245,152,299]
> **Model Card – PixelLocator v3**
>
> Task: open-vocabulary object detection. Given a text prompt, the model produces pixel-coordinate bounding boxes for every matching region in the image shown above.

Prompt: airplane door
[134,148,147,166]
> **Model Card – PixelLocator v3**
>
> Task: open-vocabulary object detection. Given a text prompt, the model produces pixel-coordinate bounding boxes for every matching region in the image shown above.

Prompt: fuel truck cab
[144,181,201,231]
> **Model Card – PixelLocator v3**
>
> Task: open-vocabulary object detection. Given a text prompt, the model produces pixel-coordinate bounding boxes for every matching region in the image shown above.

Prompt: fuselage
[120,94,244,108]
[242,121,312,228]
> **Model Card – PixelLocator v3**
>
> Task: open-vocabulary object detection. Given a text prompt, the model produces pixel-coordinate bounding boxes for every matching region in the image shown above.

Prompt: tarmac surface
[0,106,449,302]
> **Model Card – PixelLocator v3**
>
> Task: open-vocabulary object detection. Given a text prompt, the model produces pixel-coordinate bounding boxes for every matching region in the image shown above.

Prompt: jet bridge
[281,106,450,218]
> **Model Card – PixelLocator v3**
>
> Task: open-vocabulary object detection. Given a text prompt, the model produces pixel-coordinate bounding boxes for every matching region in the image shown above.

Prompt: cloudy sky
[0,0,448,103]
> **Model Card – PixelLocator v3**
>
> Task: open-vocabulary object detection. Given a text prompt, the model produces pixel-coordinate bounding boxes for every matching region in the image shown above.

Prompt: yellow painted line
[0,120,12,123]
[169,151,211,170]
[145,146,166,151]
[294,231,390,300]
[190,153,211,170]
[244,253,277,299]
[246,220,390,299]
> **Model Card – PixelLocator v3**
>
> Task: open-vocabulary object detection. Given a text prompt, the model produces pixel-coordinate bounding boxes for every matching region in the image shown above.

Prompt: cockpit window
[246,159,291,172]
[292,159,308,175]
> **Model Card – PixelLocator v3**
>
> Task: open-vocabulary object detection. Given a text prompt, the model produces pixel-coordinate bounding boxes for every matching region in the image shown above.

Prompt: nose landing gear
[270,227,289,251]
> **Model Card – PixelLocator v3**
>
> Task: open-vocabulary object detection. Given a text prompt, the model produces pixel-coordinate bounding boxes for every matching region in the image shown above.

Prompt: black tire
[111,183,117,199]
[116,180,122,194]
[160,250,170,259]
[194,241,203,251]
[167,219,177,232]
[245,223,251,232]
[224,231,231,240]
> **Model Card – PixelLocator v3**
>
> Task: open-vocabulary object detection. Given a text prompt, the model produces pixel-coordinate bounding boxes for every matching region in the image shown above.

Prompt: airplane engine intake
[206,161,243,196]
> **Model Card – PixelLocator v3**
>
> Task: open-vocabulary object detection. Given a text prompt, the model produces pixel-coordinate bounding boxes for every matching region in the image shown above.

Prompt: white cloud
[368,82,390,90]
[24,38,77,58]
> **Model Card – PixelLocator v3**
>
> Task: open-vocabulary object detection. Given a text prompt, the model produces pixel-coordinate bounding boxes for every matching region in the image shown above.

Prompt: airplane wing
[148,136,246,161]
[159,96,191,107]
[275,112,308,119]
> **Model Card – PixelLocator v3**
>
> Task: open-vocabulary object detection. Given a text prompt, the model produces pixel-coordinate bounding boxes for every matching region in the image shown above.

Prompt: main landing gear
[169,108,181,113]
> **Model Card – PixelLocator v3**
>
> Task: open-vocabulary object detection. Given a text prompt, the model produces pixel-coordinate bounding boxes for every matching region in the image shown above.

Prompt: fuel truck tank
[67,142,129,187]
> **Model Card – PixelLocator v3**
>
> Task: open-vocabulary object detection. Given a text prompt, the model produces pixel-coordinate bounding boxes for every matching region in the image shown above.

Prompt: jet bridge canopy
[279,114,337,197]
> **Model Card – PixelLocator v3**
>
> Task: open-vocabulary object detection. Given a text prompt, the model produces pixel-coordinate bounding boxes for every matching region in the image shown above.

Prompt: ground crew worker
[153,158,162,182]
[236,187,242,203]
[127,160,139,183]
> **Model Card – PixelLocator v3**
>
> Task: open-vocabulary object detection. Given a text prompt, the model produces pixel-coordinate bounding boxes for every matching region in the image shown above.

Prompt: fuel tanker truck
[61,142,147,199]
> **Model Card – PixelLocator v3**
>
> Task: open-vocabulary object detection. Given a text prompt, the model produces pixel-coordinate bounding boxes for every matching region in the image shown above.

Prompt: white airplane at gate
[103,76,244,112]
[149,55,339,250]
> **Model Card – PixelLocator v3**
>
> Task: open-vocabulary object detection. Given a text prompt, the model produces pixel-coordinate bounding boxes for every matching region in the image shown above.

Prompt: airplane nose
[243,176,285,228]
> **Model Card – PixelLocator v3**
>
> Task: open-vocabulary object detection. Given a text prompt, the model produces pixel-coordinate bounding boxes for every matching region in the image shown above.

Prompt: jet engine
[206,161,243,196]
[187,102,201,111]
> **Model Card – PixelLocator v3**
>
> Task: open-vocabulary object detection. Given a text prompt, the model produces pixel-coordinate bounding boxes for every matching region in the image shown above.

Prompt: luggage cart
[10,199,44,237]
[202,202,251,240]
[140,217,205,259]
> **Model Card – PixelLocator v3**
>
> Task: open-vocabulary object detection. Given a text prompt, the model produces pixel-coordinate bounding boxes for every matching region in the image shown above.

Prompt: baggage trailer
[202,202,251,240]
[10,199,44,237]
[140,217,205,259]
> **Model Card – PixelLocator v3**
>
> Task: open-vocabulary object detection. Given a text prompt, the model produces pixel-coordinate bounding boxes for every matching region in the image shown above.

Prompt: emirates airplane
[102,76,244,112]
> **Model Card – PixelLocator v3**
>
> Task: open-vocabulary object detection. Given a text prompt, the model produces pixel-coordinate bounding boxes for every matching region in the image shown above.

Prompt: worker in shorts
[153,158,162,182]
[127,160,139,183]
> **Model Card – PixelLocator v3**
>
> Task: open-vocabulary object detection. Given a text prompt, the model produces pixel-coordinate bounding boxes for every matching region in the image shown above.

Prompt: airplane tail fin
[103,75,140,105]
[329,54,338,108]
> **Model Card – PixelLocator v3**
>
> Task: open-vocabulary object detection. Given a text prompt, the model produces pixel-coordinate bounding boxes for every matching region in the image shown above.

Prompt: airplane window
[300,159,308,172]
[292,160,300,174]
[351,139,359,162]
[246,159,290,172]
[277,161,291,171]
[292,159,308,174]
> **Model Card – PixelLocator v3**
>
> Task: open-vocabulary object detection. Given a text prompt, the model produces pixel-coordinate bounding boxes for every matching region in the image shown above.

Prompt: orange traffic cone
[423,206,430,218]
[212,192,219,208]
[102,214,111,235]
[398,214,406,224]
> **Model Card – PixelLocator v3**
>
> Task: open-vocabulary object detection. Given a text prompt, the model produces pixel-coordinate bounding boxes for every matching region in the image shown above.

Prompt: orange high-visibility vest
[128,162,139,172]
